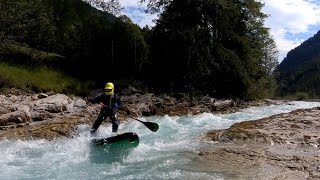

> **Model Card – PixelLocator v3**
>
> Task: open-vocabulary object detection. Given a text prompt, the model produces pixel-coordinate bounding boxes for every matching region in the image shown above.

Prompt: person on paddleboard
[90,82,122,135]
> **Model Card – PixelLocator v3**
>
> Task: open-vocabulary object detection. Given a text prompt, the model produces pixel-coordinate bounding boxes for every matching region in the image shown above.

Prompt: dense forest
[275,30,320,98]
[0,0,279,100]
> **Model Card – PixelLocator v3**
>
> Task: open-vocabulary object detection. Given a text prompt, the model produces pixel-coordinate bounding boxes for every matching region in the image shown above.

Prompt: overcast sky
[119,0,320,63]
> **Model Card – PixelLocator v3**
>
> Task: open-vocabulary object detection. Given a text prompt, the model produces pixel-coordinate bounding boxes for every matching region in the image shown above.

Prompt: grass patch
[278,92,319,101]
[3,43,65,61]
[0,61,94,95]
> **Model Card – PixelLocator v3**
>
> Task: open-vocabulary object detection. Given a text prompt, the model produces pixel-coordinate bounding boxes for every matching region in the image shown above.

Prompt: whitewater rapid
[1,101,320,180]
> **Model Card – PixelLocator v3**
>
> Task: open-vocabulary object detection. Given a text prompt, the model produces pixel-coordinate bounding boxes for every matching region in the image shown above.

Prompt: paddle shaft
[99,103,159,132]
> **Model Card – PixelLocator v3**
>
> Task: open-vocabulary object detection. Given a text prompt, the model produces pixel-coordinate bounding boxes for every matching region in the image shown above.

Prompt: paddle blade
[128,116,159,132]
[142,121,159,132]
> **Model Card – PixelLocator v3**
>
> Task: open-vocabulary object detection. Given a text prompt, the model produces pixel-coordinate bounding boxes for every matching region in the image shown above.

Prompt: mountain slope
[276,30,320,96]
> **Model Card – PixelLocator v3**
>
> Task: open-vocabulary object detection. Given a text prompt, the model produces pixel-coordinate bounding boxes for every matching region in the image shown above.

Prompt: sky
[119,0,320,63]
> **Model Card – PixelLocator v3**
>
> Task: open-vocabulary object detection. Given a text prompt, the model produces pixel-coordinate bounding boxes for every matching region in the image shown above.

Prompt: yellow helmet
[105,82,114,95]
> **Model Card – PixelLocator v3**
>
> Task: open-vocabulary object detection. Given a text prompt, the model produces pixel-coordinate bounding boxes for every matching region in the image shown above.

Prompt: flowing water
[1,101,320,180]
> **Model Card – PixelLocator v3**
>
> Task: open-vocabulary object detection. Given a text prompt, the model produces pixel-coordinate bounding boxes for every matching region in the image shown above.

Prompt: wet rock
[212,99,233,110]
[0,107,10,115]
[206,107,320,147]
[202,107,320,179]
[0,111,94,140]
[74,98,86,108]
[195,143,315,179]
[33,94,71,112]
[0,110,31,126]
[31,111,52,121]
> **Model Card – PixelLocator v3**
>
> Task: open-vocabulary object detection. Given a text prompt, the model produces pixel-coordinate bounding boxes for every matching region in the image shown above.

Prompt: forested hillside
[0,0,278,100]
[276,30,320,97]
[0,0,146,85]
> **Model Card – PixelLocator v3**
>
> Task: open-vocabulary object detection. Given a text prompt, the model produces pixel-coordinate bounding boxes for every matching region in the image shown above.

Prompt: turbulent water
[1,101,320,180]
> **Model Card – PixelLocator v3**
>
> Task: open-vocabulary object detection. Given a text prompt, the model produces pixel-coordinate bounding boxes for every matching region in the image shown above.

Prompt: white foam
[1,101,319,179]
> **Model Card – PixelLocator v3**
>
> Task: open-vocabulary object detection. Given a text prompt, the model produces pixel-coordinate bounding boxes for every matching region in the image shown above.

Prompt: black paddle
[124,115,159,132]
[100,103,159,132]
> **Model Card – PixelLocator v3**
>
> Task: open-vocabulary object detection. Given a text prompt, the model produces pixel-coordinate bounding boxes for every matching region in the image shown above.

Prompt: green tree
[0,0,56,49]
[83,0,123,16]
[147,0,278,99]
[139,0,172,13]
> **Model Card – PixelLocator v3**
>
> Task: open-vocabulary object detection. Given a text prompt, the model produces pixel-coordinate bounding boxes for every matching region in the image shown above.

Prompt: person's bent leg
[91,110,105,134]
[110,115,119,133]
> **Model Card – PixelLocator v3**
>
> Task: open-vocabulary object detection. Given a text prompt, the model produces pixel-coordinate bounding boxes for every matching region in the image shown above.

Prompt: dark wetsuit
[91,93,122,133]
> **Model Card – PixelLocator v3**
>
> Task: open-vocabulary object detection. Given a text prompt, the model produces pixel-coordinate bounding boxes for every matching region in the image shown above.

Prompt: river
[1,101,320,180]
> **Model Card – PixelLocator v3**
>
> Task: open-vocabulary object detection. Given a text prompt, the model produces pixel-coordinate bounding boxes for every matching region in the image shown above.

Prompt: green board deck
[91,132,139,148]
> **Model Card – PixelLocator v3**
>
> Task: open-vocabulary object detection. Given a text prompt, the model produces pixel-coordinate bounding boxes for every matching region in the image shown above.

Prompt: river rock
[0,110,31,126]
[74,98,87,108]
[205,107,320,146]
[0,106,10,115]
[32,94,72,113]
[201,107,320,179]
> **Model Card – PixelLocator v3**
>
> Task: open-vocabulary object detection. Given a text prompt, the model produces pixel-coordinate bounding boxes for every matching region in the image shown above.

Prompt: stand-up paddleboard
[91,132,139,148]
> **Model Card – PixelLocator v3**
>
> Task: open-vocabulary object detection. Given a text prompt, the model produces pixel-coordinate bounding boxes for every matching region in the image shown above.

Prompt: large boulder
[0,110,31,127]
[32,94,72,113]
[0,93,89,129]
[205,107,320,146]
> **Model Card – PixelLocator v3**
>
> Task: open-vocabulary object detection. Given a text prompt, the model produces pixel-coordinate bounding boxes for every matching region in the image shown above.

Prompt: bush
[0,61,95,96]
[285,92,310,101]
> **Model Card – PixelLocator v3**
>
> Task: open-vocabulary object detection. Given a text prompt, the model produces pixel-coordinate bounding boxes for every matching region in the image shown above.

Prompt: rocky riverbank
[0,87,282,140]
[1,88,319,179]
[201,107,320,179]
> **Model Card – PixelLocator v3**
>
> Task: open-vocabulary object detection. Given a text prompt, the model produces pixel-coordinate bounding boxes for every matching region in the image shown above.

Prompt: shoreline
[0,90,287,140]
[199,106,320,179]
[1,91,320,178]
